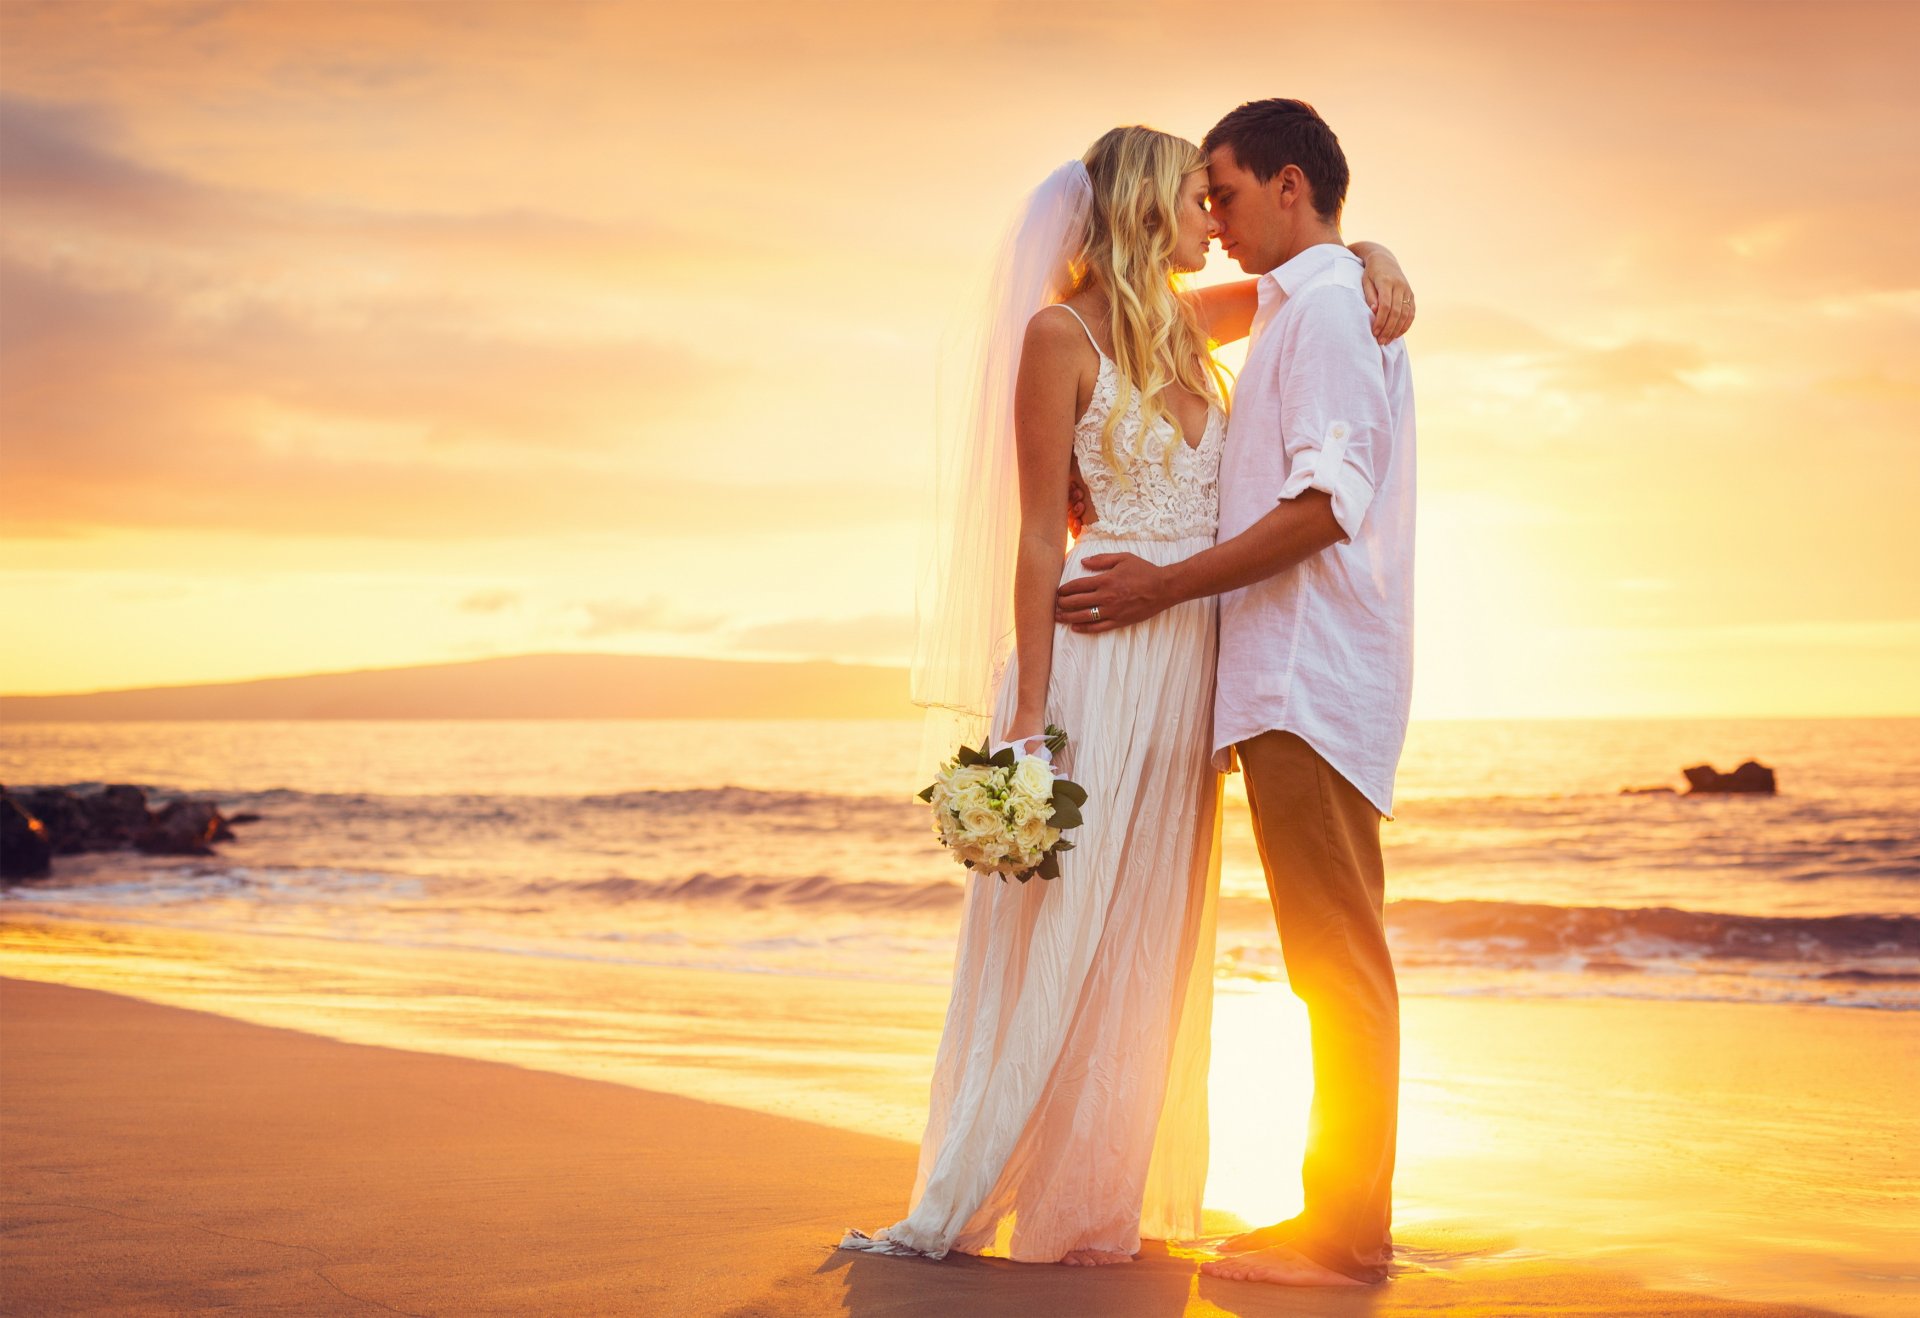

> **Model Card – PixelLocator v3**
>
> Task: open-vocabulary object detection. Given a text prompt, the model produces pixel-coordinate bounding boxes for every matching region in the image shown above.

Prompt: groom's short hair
[1203,98,1349,223]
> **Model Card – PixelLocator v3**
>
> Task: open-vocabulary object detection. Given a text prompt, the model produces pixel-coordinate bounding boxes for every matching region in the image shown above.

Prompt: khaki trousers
[1237,728,1399,1284]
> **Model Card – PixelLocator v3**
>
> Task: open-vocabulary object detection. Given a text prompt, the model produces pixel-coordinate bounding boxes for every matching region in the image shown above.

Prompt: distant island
[0,653,914,721]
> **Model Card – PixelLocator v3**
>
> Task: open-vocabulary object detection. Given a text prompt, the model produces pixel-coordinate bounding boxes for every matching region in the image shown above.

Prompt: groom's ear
[1274,163,1311,212]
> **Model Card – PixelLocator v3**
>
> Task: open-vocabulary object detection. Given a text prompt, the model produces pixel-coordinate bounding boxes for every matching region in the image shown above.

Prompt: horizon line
[0,649,909,700]
[3,650,1915,722]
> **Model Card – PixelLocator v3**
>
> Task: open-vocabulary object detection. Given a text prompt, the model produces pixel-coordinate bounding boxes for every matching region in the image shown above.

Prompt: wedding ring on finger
[1091,606,1102,621]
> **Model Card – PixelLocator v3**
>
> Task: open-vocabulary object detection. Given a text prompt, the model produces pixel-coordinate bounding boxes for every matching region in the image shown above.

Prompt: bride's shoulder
[1025,301,1089,340]
[1022,302,1100,364]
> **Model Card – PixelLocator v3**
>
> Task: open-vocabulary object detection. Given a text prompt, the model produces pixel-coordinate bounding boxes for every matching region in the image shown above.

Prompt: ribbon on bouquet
[988,735,1054,762]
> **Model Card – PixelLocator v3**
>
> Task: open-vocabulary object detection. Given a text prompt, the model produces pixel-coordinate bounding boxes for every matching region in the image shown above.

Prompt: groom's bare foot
[1201,1244,1369,1287]
[1220,1224,1297,1253]
[1217,1212,1310,1254]
[1061,1248,1134,1266]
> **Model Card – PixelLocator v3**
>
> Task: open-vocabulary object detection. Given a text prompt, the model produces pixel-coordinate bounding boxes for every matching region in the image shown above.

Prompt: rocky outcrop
[0,782,249,881]
[1683,761,1777,795]
[137,798,224,856]
[1,793,53,879]
[81,784,152,847]
[18,787,92,853]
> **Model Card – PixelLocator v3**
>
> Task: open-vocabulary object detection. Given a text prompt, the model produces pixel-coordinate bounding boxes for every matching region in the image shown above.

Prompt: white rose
[947,765,989,793]
[950,782,991,817]
[1015,813,1049,853]
[959,803,1001,839]
[1011,757,1055,801]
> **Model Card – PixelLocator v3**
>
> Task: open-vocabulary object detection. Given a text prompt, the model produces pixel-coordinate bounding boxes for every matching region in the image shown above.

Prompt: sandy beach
[5,972,1911,1316]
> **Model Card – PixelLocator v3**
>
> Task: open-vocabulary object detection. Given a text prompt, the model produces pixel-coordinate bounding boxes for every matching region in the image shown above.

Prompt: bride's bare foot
[1061,1247,1134,1266]
[1201,1244,1369,1287]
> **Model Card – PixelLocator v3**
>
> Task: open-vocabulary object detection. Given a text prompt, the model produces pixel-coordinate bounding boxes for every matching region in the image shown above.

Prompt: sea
[3,717,1915,1011]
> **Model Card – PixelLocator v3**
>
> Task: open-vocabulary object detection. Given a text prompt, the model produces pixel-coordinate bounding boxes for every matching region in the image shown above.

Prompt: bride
[842,125,1413,1267]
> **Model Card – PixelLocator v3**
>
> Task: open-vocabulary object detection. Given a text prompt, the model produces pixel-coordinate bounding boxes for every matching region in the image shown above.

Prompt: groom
[1056,97,1415,1288]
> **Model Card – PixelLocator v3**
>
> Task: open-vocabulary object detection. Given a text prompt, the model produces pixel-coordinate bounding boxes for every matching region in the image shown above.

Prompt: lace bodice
[1074,354,1223,541]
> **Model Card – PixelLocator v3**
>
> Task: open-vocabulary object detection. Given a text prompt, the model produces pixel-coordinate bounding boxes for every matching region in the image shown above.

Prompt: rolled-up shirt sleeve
[1274,286,1394,543]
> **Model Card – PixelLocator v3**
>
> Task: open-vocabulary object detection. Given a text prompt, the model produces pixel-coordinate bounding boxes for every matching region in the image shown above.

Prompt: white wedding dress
[844,307,1225,1262]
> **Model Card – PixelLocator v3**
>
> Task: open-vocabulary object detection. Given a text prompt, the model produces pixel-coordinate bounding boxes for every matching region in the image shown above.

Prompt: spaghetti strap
[1053,304,1107,360]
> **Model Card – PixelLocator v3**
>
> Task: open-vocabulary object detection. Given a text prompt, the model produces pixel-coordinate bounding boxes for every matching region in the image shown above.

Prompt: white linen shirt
[1210,242,1417,819]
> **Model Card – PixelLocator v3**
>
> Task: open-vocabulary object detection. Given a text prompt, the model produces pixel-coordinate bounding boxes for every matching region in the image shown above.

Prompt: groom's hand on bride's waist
[1055,553,1172,632]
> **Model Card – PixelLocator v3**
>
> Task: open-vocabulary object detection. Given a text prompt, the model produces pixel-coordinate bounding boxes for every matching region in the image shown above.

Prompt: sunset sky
[2,0,1915,716]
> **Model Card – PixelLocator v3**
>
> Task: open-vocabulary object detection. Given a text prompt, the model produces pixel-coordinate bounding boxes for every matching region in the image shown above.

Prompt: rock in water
[0,783,245,876]
[81,784,154,847]
[137,798,225,855]
[21,787,91,853]
[1683,760,1777,794]
[1,788,54,879]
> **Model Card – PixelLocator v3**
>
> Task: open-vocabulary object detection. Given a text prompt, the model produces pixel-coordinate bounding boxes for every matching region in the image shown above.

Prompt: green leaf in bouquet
[1043,724,1069,756]
[956,745,984,767]
[988,747,1017,768]
[1052,777,1088,808]
[1054,838,1075,852]
[1047,799,1083,830]
[1037,851,1060,880]
[917,783,935,802]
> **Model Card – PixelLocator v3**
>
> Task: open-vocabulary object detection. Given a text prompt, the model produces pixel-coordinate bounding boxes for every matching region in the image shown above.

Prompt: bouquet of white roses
[918,724,1087,882]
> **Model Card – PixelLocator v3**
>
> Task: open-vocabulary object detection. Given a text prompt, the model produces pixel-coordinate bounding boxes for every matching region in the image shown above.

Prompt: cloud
[0,247,898,540]
[574,597,723,639]
[1820,370,1920,403]
[1544,339,1706,396]
[0,97,903,543]
[730,613,914,662]
[0,92,684,266]
[0,261,908,540]
[0,451,909,542]
[457,589,520,614]
[0,91,717,463]
[1419,305,1564,359]
[1420,307,1712,397]
[0,93,209,221]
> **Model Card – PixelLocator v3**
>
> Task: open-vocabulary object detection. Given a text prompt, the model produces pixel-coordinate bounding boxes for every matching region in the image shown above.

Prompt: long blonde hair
[1071,126,1233,482]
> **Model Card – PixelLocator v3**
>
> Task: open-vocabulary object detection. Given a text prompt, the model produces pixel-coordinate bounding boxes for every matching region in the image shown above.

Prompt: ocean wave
[1382,899,1918,963]
[17,782,925,822]
[1215,899,1919,1008]
[217,783,917,812]
[0,860,430,907]
[510,873,1917,960]
[28,780,1918,888]
[577,786,906,811]
[511,871,965,912]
